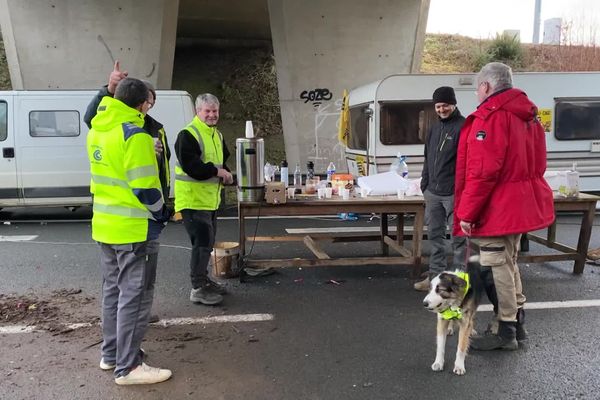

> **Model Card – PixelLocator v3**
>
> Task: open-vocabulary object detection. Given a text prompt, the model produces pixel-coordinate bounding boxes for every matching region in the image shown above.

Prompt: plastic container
[326,162,336,182]
[390,153,409,178]
[307,161,315,180]
[560,162,580,198]
[280,160,289,187]
[211,242,240,278]
[293,163,302,189]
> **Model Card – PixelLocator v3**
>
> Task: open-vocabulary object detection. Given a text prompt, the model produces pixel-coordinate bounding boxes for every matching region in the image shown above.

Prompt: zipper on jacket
[210,127,222,206]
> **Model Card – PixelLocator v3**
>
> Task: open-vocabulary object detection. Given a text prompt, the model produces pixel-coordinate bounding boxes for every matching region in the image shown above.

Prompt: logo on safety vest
[476,131,486,141]
[93,149,102,161]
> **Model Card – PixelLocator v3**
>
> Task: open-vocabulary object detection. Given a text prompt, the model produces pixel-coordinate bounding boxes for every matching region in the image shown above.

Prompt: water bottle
[293,163,302,189]
[390,153,409,178]
[280,160,289,187]
[326,162,336,182]
[306,161,315,180]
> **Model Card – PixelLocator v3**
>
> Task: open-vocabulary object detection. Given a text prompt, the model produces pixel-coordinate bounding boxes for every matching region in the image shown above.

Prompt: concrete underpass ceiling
[177,0,271,41]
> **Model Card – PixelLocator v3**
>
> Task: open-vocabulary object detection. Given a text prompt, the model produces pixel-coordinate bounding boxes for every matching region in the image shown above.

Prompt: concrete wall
[268,0,430,172]
[0,0,178,89]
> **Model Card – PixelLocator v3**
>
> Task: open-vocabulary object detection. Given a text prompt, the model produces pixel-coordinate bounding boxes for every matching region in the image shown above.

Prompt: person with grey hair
[174,93,233,306]
[88,77,172,384]
[453,62,554,350]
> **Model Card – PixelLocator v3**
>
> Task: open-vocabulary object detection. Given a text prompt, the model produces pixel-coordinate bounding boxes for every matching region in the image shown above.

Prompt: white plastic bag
[357,171,409,195]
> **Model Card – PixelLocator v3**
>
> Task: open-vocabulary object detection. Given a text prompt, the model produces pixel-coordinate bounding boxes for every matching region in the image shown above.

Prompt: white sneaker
[99,358,115,371]
[115,362,172,385]
[99,348,146,371]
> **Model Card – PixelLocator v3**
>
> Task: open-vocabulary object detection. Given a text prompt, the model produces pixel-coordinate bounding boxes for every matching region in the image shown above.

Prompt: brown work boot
[413,277,430,292]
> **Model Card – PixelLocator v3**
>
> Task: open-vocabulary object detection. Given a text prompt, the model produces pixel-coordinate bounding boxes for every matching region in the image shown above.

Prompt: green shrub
[474,33,524,70]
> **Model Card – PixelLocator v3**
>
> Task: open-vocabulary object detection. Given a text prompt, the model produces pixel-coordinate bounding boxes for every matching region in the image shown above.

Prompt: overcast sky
[427,0,600,44]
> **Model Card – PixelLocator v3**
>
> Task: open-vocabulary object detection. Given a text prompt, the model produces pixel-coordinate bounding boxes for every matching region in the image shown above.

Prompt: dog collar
[438,271,470,320]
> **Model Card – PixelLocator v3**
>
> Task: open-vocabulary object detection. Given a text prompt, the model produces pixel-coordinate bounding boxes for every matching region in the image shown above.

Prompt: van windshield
[555,98,600,140]
[379,101,435,145]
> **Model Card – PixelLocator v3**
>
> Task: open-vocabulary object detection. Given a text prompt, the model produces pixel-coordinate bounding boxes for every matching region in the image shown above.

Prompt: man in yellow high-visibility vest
[88,77,172,385]
[174,93,233,306]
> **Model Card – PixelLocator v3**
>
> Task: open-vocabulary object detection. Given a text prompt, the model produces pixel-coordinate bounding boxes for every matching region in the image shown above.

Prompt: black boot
[516,308,528,342]
[470,321,518,351]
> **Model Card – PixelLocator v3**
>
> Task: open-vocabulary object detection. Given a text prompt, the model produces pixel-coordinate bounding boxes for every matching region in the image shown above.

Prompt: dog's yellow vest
[439,271,471,320]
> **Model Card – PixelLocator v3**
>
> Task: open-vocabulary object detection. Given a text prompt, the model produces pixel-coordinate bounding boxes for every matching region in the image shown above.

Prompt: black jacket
[84,86,172,199]
[174,127,231,181]
[421,108,465,196]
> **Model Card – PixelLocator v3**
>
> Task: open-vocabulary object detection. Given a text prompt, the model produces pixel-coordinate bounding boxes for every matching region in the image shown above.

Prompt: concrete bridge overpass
[0,0,430,170]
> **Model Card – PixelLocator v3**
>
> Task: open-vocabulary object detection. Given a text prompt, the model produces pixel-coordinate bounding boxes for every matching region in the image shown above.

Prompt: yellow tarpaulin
[337,89,350,145]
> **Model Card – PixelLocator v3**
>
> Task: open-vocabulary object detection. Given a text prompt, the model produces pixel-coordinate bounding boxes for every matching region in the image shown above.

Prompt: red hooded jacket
[453,88,555,237]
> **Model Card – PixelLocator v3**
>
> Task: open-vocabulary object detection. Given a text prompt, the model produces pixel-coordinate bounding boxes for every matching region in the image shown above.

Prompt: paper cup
[325,187,333,198]
[397,188,406,199]
[341,188,350,200]
[287,187,296,199]
[317,188,326,199]
[360,187,369,198]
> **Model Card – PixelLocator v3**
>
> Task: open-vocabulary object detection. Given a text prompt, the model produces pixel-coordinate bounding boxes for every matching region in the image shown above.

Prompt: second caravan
[346,72,600,192]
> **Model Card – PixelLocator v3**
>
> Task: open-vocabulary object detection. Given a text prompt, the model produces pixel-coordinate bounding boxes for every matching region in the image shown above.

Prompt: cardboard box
[265,181,287,204]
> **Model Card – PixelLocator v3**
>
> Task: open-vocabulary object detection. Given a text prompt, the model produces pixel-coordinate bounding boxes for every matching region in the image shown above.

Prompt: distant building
[543,18,562,45]
[503,29,520,41]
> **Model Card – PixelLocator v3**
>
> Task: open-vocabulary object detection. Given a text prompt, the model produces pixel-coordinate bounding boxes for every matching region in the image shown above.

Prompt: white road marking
[477,299,600,312]
[0,313,274,334]
[0,235,38,241]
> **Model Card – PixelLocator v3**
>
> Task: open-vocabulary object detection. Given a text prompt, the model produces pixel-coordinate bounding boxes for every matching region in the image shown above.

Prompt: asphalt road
[1,207,600,400]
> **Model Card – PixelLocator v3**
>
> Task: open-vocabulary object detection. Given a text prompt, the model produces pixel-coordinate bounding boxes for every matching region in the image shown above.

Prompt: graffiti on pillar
[303,97,347,172]
[299,88,333,107]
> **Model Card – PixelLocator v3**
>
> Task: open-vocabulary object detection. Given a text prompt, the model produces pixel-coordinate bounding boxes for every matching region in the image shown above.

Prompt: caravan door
[0,95,19,207]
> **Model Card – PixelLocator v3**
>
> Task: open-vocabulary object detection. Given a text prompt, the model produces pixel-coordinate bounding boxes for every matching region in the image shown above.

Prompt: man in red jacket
[454,62,555,350]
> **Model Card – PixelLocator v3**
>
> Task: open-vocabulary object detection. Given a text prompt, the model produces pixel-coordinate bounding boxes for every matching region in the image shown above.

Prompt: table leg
[412,207,425,278]
[574,202,595,274]
[396,213,405,246]
[381,213,389,256]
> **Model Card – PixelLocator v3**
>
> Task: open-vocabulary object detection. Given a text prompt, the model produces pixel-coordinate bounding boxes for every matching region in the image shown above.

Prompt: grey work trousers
[99,240,159,377]
[181,209,217,289]
[424,189,467,276]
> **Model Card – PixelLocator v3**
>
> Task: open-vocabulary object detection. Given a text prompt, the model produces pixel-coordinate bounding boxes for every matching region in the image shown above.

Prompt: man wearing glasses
[454,62,554,350]
[84,61,171,202]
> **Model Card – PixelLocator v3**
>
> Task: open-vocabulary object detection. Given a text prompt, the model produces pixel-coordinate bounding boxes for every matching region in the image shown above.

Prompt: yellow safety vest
[174,116,223,212]
[87,97,163,244]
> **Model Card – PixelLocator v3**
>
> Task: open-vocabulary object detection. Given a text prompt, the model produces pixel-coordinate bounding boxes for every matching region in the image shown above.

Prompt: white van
[346,72,600,192]
[0,90,194,209]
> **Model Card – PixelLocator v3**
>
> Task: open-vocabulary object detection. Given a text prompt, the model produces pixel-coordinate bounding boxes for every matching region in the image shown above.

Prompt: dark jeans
[181,209,217,289]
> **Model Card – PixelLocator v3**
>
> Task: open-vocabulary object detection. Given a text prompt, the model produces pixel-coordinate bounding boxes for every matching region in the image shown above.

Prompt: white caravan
[0,90,194,209]
[346,72,600,192]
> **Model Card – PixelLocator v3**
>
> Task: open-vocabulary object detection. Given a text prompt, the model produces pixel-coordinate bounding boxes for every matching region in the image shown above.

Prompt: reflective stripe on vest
[174,120,223,211]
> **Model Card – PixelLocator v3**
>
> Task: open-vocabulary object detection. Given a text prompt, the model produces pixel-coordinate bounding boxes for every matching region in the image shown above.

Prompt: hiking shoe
[413,277,430,292]
[190,286,223,305]
[471,321,518,351]
[207,279,227,295]
[114,363,172,385]
[100,358,116,371]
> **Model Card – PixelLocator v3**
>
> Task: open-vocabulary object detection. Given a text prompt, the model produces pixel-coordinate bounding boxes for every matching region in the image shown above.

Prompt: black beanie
[432,86,457,105]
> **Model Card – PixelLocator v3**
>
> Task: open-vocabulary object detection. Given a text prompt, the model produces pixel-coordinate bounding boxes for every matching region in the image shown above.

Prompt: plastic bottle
[566,161,579,198]
[390,153,409,178]
[326,162,336,182]
[293,163,302,189]
[306,161,315,180]
[280,160,289,187]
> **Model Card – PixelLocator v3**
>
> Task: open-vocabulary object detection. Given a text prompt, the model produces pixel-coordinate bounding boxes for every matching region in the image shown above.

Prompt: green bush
[474,33,524,70]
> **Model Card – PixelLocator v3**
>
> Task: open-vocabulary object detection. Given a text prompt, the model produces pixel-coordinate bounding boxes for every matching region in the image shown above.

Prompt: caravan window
[555,99,600,140]
[0,101,7,141]
[380,101,436,145]
[348,104,369,150]
[29,110,80,137]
